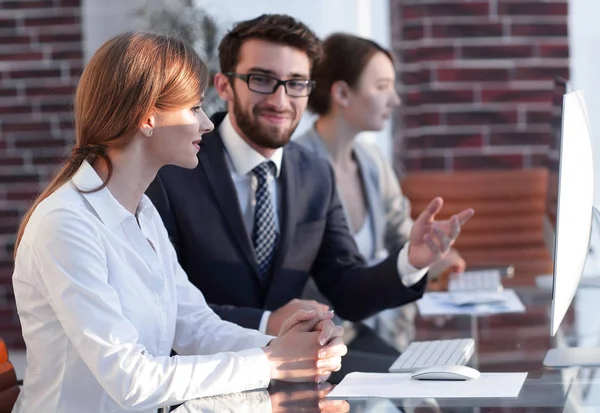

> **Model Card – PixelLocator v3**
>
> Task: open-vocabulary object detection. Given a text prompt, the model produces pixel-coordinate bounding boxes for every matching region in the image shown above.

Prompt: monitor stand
[544,206,600,368]
[544,348,600,368]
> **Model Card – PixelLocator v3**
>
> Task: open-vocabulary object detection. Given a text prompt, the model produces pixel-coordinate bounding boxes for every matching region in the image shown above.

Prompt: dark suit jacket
[146,112,427,329]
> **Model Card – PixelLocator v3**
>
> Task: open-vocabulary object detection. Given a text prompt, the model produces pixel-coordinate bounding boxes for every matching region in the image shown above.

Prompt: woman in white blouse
[11,32,346,413]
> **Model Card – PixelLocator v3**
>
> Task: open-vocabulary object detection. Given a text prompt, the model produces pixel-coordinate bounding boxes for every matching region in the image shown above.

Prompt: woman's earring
[148,129,153,136]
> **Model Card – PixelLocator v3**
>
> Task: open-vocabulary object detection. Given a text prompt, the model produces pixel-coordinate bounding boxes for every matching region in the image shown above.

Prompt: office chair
[0,338,20,413]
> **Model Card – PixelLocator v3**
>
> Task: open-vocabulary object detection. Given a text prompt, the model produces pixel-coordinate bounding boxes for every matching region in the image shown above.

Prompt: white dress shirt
[219,115,427,334]
[12,161,273,413]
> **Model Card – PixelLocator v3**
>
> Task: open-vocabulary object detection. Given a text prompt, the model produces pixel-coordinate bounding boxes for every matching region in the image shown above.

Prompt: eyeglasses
[225,72,315,97]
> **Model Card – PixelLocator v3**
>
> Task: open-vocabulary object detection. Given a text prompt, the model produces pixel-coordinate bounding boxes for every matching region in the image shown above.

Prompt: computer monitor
[543,88,599,368]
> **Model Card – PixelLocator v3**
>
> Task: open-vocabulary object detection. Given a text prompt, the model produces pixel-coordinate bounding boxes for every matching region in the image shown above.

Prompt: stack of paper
[416,289,526,316]
[327,372,528,399]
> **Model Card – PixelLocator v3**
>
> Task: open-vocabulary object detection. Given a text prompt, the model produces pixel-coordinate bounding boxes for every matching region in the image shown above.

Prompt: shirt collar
[219,113,283,177]
[71,161,154,229]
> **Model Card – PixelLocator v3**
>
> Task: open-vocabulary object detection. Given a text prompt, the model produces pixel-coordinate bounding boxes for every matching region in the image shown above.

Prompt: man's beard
[232,92,298,150]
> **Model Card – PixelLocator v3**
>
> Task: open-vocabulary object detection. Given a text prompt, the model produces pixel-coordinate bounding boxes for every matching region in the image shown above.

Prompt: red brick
[462,45,534,60]
[57,0,81,5]
[499,2,568,16]
[447,110,518,126]
[405,89,474,106]
[433,23,503,39]
[0,34,32,45]
[402,2,489,20]
[0,18,16,29]
[8,68,62,79]
[402,24,425,41]
[0,173,40,184]
[0,1,54,9]
[0,86,18,97]
[404,155,447,171]
[2,121,51,133]
[0,155,24,167]
[405,133,482,150]
[0,104,33,115]
[403,113,442,129]
[515,67,569,81]
[453,154,525,170]
[401,68,431,86]
[26,85,76,97]
[490,131,551,146]
[438,68,509,82]
[403,46,455,64]
[422,89,474,105]
[526,110,552,125]
[6,189,39,202]
[24,15,80,27]
[38,33,82,43]
[512,23,568,37]
[0,51,44,62]
[32,154,67,165]
[40,102,73,113]
[539,43,569,58]
[13,137,70,149]
[481,88,553,104]
[51,49,83,60]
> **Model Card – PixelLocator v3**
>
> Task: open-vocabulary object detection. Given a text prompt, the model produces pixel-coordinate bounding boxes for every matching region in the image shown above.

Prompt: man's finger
[288,310,335,334]
[456,208,474,226]
[416,197,443,224]
[278,309,316,336]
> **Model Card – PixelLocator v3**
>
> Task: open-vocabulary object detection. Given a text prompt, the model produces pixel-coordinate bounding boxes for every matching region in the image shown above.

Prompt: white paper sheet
[327,372,528,399]
[416,289,525,316]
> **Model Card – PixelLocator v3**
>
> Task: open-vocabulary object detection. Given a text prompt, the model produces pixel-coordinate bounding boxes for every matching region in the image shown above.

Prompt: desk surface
[173,285,600,412]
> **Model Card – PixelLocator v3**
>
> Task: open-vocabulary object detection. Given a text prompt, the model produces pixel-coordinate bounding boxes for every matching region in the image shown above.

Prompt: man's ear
[139,112,156,137]
[331,80,351,108]
[214,72,234,102]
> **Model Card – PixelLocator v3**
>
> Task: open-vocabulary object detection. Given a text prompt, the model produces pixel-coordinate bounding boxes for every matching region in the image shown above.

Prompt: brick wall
[0,0,82,347]
[390,0,569,172]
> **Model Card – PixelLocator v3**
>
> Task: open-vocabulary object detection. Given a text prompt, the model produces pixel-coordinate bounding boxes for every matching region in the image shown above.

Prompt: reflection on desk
[171,382,349,413]
[171,286,600,412]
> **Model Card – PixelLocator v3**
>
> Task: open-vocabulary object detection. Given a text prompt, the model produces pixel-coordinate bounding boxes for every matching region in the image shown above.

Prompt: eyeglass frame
[224,72,315,97]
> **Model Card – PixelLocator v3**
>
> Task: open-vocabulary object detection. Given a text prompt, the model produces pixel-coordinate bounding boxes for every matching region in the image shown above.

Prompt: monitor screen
[546,78,568,231]
[549,88,595,336]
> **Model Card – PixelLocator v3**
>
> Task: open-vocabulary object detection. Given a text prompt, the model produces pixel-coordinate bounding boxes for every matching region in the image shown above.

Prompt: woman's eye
[192,106,201,113]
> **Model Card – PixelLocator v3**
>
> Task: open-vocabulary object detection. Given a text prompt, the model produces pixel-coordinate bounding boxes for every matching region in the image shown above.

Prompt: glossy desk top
[173,284,600,412]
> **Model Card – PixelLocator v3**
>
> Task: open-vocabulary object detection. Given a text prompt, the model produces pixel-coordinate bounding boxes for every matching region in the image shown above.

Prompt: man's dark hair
[218,14,322,74]
[308,33,393,115]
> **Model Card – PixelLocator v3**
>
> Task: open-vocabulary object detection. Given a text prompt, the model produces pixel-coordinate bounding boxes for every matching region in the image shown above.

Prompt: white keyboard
[389,338,475,373]
[447,269,503,292]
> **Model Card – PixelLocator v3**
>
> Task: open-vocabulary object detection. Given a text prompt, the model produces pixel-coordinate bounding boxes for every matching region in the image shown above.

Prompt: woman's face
[148,101,214,169]
[341,52,401,132]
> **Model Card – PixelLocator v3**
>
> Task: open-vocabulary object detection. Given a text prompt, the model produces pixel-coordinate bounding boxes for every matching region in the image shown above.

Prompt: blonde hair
[14,31,208,256]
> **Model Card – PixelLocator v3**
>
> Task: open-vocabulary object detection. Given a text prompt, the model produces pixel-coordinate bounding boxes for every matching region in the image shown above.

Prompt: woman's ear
[139,113,156,138]
[331,80,351,108]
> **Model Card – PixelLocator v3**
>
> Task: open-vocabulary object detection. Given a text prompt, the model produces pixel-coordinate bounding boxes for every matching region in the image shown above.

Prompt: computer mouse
[410,365,481,381]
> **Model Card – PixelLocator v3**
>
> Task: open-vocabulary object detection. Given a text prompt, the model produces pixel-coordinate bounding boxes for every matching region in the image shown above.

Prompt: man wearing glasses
[146,14,473,380]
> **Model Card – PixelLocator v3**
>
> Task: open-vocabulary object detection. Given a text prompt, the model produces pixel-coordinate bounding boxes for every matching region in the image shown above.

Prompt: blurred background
[0,0,596,356]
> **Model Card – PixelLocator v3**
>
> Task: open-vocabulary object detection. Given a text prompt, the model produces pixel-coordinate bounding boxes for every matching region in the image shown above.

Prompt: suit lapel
[198,120,261,279]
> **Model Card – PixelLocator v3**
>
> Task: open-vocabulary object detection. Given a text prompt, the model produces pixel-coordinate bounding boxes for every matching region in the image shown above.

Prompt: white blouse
[12,161,272,413]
